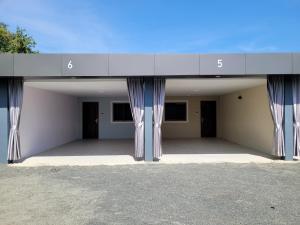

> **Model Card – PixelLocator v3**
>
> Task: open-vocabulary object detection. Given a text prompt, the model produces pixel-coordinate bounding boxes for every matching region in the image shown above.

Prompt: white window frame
[111,101,134,124]
[163,100,189,123]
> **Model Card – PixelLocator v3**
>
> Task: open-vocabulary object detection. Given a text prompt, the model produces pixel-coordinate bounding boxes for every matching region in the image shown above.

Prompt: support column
[284,76,294,160]
[0,79,9,163]
[144,78,153,161]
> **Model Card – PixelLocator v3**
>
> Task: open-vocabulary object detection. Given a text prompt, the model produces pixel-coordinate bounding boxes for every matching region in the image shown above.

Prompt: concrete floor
[18,138,278,166]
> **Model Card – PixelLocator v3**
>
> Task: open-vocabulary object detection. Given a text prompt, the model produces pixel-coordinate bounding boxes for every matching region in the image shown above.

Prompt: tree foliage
[0,23,37,53]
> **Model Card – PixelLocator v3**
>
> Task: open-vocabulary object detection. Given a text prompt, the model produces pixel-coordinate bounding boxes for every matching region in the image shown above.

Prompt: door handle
[95,118,98,124]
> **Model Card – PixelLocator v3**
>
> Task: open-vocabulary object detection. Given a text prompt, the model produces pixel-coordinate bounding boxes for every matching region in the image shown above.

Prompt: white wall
[20,86,81,158]
[219,84,274,155]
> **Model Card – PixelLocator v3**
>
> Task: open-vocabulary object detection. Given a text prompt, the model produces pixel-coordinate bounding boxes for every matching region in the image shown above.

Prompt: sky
[0,0,299,53]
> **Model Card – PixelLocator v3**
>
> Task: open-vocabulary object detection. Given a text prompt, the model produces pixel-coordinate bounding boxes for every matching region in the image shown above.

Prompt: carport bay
[17,77,274,165]
[0,53,299,164]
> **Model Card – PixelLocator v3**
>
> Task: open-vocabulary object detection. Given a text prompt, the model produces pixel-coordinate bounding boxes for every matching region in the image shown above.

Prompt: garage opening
[19,78,137,165]
[18,77,275,166]
[160,77,275,163]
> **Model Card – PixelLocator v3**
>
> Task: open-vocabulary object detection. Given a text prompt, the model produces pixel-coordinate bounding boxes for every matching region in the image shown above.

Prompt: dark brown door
[82,102,99,139]
[201,101,216,137]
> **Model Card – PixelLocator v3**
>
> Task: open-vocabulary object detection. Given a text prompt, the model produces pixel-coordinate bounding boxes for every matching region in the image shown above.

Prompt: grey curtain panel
[127,78,145,158]
[267,75,285,157]
[153,78,166,159]
[292,76,300,156]
[7,78,24,162]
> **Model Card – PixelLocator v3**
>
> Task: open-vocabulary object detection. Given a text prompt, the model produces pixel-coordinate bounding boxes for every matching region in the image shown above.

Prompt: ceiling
[25,79,128,97]
[166,78,266,96]
[25,78,266,97]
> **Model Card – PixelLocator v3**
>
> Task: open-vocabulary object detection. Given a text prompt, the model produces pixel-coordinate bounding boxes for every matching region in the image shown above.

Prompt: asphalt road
[0,163,299,225]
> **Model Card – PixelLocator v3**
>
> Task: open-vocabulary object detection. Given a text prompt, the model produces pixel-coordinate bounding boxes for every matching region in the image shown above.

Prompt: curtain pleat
[267,75,285,157]
[153,78,165,159]
[292,76,300,156]
[127,78,145,158]
[7,77,24,162]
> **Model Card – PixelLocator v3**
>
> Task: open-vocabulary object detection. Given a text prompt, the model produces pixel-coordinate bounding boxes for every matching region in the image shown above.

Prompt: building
[0,53,299,164]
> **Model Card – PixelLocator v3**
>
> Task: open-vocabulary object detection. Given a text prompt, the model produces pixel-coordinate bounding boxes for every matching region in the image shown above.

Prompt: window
[164,101,188,122]
[112,102,133,122]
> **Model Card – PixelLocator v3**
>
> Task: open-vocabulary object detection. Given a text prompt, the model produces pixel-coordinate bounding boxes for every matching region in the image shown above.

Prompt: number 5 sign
[217,59,223,68]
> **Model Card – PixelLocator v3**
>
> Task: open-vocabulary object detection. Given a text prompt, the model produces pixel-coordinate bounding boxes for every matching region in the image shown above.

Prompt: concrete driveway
[0,163,299,225]
[19,139,275,166]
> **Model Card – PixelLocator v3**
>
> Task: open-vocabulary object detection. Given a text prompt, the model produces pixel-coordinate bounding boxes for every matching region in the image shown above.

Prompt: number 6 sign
[67,60,73,69]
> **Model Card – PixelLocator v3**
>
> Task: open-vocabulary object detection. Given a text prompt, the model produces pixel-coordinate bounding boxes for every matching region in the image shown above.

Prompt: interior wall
[219,84,274,155]
[162,96,220,138]
[20,86,81,158]
[79,97,135,139]
[79,96,220,140]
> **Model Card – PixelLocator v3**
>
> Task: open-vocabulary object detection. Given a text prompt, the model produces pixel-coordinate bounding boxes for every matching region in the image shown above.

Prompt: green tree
[0,23,37,53]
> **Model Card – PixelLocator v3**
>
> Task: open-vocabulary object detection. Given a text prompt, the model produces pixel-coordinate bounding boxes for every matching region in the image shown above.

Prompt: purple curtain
[7,78,24,162]
[267,75,285,157]
[292,76,300,156]
[153,78,165,159]
[127,78,145,158]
